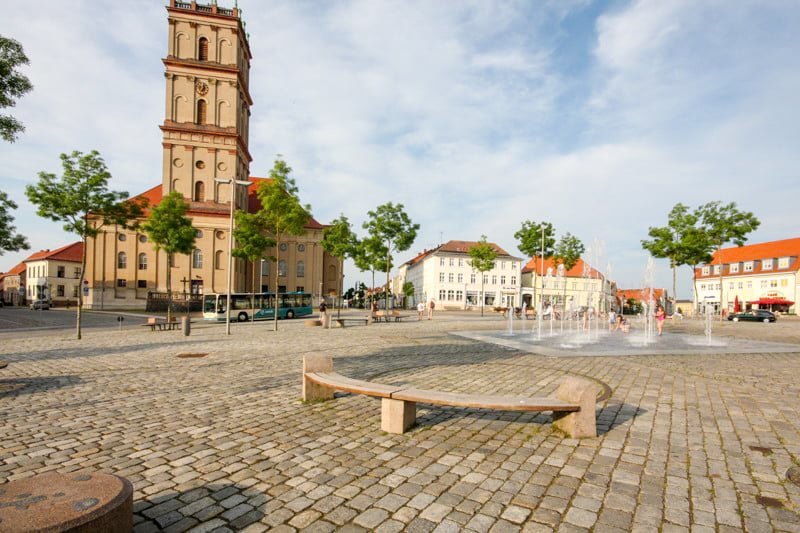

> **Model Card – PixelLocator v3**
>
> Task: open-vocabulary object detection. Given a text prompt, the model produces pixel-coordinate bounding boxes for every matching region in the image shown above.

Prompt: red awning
[748,298,794,305]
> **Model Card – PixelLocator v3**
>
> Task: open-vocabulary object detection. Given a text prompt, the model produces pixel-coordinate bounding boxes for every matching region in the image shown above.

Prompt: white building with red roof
[694,237,800,314]
[402,240,523,310]
[23,242,84,306]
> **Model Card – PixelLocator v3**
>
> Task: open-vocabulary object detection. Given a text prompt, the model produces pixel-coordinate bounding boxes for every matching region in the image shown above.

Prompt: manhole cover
[749,445,773,456]
[177,353,208,359]
[788,466,800,486]
[755,495,784,508]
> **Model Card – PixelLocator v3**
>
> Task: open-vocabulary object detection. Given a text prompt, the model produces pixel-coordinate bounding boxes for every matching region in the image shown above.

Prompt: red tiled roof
[618,288,666,303]
[128,177,326,230]
[521,256,604,278]
[406,240,514,267]
[23,242,83,263]
[4,262,26,277]
[695,237,800,278]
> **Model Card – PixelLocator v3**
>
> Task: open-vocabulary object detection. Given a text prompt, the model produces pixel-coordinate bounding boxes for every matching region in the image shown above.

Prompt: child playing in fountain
[656,305,666,335]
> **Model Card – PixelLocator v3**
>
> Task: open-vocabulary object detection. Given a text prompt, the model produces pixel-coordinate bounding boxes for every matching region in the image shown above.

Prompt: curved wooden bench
[303,355,597,438]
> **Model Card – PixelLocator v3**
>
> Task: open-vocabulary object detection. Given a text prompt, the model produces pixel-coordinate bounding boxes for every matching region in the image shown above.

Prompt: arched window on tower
[215,250,224,270]
[192,249,203,269]
[198,37,209,61]
[296,261,305,278]
[138,253,147,270]
[196,99,207,124]
[117,252,127,269]
[194,181,205,202]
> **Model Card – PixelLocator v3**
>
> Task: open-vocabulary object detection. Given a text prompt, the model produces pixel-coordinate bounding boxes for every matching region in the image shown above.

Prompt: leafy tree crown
[322,214,357,259]
[0,191,29,254]
[515,220,556,258]
[141,191,196,256]
[256,158,311,240]
[0,35,34,142]
[468,235,499,273]
[553,232,585,272]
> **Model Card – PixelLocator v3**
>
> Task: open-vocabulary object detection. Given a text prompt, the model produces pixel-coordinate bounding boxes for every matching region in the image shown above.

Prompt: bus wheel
[286,310,295,319]
[238,312,248,322]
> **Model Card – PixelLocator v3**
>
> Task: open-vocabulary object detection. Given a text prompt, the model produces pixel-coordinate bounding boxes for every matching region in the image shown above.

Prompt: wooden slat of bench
[306,372,404,398]
[391,388,579,412]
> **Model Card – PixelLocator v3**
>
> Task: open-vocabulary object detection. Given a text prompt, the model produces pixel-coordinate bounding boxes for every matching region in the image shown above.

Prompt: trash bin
[182,316,190,336]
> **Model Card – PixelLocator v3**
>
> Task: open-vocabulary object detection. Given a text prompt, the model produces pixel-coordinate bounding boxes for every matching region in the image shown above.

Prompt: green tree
[141,191,196,323]
[402,281,415,309]
[642,203,698,309]
[321,214,357,318]
[468,235,498,317]
[232,211,275,324]
[515,220,556,258]
[353,235,389,309]
[0,36,33,142]
[363,202,419,312]
[553,232,585,313]
[256,158,311,331]
[515,220,556,311]
[26,150,145,339]
[697,201,760,320]
[0,191,29,254]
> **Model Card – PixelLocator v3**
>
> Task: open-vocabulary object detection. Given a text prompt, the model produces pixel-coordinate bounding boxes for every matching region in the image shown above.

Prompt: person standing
[319,300,330,328]
[656,305,666,336]
[427,299,435,320]
[608,309,616,331]
[417,301,425,321]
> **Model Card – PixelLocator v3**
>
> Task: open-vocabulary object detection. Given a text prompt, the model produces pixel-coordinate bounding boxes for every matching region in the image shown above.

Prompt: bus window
[203,295,218,314]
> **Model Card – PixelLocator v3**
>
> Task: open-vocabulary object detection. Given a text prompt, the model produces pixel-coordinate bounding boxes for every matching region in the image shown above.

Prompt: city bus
[202,292,313,322]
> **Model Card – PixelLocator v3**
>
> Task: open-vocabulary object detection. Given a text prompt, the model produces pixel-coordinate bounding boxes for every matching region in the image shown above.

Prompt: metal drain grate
[788,466,800,487]
[177,353,208,359]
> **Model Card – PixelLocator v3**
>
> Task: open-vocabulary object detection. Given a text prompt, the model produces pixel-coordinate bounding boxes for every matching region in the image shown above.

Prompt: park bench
[141,316,181,331]
[389,310,411,322]
[335,317,370,328]
[302,354,597,438]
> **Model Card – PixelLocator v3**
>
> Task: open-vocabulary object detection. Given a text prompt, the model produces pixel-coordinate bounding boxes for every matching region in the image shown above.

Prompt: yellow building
[83,1,340,310]
[694,237,799,314]
[521,257,618,313]
[24,242,83,307]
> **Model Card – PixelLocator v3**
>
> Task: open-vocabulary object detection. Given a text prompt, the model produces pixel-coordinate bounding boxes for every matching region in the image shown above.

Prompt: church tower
[161,0,252,211]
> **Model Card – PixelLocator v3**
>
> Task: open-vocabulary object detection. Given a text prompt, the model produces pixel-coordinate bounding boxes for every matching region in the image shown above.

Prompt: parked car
[30,299,51,310]
[727,309,776,323]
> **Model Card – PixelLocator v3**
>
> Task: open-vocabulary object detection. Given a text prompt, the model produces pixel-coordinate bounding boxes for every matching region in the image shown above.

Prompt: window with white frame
[483,275,488,284]
[747,281,752,288]
[770,279,777,287]
[760,280,767,288]
[511,276,516,285]
[702,266,710,275]
[738,282,743,289]
[439,273,445,282]
[729,282,734,289]
[448,273,454,282]
[457,273,463,283]
[456,290,463,300]
[713,265,721,274]
[447,290,454,301]
[470,273,476,284]
[491,275,497,284]
[763,259,773,270]
[449,258,454,266]
[439,257,444,266]
[439,289,446,300]
[500,275,506,285]
[744,262,754,272]
[729,263,739,273]
[458,258,463,267]
[778,257,789,268]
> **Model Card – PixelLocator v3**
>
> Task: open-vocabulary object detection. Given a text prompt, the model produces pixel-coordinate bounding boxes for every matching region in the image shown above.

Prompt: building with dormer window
[694,237,799,314]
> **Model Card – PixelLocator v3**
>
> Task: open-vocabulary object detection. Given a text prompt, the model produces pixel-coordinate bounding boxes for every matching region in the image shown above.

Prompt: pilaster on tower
[160,0,253,212]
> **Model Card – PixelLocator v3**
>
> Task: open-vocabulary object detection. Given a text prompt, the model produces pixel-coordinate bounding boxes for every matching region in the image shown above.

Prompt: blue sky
[1,0,798,298]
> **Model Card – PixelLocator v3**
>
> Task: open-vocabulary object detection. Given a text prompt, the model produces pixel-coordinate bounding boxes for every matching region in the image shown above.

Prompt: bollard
[182,316,191,336]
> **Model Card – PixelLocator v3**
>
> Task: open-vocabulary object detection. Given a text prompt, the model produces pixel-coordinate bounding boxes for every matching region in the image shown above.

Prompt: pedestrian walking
[427,299,435,320]
[608,310,616,331]
[319,300,330,329]
[417,301,425,320]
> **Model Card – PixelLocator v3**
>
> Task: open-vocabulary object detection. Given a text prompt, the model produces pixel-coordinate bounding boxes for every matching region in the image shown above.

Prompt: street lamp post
[214,177,251,335]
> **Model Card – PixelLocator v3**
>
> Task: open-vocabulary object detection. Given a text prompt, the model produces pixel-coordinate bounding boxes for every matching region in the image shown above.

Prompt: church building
[83,1,341,310]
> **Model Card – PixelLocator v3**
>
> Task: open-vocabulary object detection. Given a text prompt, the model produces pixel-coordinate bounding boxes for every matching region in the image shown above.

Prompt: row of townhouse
[0,243,84,307]
[392,240,621,312]
[694,237,799,314]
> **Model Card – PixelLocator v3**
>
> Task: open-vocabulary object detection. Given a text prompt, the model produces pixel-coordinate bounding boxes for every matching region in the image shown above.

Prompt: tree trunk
[252,258,257,324]
[338,260,343,319]
[480,275,484,317]
[166,253,172,323]
[273,237,280,332]
[385,262,390,312]
[671,260,677,315]
[717,245,724,322]
[76,235,87,340]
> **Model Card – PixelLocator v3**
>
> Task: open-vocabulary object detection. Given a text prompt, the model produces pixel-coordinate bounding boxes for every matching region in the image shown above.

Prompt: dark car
[727,309,776,323]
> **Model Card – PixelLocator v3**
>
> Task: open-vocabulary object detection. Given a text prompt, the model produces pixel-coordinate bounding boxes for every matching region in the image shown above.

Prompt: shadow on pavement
[0,375,84,397]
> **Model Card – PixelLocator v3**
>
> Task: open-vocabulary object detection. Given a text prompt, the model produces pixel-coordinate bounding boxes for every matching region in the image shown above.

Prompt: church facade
[83,1,341,309]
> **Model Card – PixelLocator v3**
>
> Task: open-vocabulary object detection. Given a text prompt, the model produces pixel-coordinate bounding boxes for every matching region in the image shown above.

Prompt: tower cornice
[163,57,253,106]
[160,121,253,163]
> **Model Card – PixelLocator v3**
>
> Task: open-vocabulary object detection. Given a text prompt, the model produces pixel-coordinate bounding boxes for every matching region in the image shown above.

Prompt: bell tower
[161,0,252,210]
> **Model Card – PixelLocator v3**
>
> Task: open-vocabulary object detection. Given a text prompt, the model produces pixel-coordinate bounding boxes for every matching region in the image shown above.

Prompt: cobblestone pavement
[1,314,800,532]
